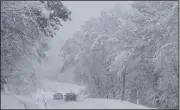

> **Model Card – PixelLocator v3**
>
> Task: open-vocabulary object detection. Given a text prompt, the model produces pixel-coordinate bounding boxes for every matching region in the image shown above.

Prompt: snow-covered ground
[1,93,55,109]
[46,98,152,109]
[1,82,154,109]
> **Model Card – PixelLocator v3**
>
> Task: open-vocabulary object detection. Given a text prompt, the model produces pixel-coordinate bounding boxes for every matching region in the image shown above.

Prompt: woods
[1,1,178,109]
[60,1,178,109]
[1,1,71,95]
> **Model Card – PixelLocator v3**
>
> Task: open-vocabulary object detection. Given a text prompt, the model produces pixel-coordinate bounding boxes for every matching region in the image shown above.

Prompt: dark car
[64,92,77,101]
[53,93,63,100]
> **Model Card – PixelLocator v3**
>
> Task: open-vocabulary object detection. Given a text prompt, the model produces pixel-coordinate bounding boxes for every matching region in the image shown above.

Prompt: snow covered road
[1,82,154,109]
[1,94,152,109]
[46,98,152,109]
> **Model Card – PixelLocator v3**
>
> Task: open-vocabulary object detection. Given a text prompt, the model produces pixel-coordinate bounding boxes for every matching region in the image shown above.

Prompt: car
[64,92,77,101]
[53,93,63,100]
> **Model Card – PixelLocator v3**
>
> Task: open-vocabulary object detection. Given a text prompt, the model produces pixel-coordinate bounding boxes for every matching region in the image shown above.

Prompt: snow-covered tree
[60,1,178,109]
[1,1,71,94]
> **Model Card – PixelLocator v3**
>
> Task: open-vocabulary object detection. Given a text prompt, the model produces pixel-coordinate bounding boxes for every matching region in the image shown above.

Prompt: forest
[1,1,178,109]
[1,1,71,95]
[60,1,178,109]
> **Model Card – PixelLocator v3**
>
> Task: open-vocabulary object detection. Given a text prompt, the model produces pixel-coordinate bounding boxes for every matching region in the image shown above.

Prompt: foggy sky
[50,1,133,56]
[40,1,133,83]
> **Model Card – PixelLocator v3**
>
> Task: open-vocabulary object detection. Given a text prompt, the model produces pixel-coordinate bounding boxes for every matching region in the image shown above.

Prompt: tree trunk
[106,95,109,99]
[121,71,126,100]
[137,89,139,105]
[109,72,116,98]
[153,73,161,108]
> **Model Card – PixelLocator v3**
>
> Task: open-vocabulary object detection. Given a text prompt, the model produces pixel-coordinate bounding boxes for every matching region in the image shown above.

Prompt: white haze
[38,1,133,83]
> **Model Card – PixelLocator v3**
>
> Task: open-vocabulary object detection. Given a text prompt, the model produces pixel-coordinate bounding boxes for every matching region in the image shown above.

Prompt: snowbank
[85,98,154,109]
[1,92,55,109]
